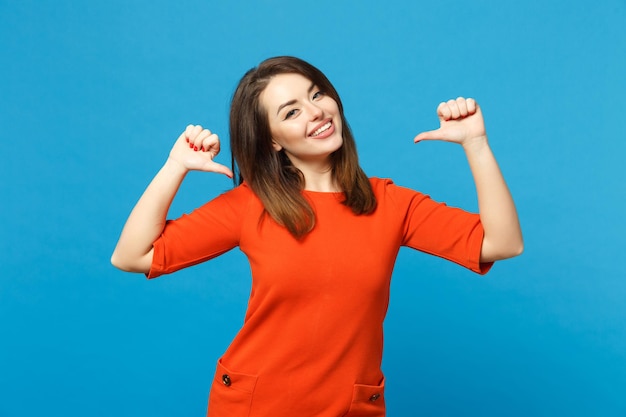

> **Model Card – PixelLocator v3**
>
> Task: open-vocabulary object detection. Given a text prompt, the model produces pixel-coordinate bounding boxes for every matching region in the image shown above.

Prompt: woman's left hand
[413,97,486,146]
[413,97,524,262]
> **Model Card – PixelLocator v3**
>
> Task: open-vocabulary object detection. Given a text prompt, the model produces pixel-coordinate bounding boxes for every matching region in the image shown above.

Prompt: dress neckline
[302,189,344,196]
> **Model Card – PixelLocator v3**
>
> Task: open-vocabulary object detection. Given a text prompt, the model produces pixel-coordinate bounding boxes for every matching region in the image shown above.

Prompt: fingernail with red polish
[194,146,198,151]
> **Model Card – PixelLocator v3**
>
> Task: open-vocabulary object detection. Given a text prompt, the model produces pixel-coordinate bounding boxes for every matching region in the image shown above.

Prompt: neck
[284,153,341,192]
[304,175,340,192]
[295,163,340,192]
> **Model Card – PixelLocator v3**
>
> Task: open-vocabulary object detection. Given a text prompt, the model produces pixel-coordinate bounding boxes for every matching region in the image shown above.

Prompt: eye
[284,108,298,120]
[312,91,324,100]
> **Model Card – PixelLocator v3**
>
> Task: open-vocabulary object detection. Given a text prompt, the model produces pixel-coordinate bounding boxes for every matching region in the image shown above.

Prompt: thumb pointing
[413,129,444,143]
[215,163,234,179]
[202,160,234,178]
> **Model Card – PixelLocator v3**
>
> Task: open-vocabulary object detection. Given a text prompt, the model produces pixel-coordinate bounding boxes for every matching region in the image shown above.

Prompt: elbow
[110,248,152,274]
[509,241,524,258]
[481,236,524,263]
[110,250,137,273]
[110,252,130,272]
[511,232,524,257]
[502,238,524,260]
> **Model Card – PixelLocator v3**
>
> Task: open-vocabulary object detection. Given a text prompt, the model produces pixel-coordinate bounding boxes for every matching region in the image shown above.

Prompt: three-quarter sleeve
[147,184,252,278]
[381,179,492,274]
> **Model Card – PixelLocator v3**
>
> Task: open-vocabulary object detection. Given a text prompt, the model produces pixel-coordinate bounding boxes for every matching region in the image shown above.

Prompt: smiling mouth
[310,121,332,137]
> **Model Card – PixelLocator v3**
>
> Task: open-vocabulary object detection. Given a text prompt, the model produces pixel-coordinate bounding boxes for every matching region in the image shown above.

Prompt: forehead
[261,73,313,109]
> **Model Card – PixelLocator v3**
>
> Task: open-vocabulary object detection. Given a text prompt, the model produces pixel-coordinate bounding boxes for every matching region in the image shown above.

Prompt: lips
[308,119,334,138]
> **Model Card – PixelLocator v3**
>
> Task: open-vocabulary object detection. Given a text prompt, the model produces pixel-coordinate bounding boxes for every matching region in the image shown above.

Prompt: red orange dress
[148,178,491,416]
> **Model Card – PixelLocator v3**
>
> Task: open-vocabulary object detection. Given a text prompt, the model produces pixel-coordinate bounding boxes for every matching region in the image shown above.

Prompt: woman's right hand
[168,124,233,178]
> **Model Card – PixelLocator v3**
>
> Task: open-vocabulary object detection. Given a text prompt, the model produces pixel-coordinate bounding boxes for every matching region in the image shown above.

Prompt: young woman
[111,56,523,417]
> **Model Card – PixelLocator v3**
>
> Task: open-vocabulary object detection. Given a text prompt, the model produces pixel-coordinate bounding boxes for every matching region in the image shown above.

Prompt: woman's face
[261,73,343,170]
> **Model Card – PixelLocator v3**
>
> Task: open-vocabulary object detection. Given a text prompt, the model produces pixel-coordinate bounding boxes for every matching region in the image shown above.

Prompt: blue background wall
[1,1,625,415]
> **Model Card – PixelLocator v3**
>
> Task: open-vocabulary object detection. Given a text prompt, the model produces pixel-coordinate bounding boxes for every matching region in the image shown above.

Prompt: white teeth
[312,122,331,136]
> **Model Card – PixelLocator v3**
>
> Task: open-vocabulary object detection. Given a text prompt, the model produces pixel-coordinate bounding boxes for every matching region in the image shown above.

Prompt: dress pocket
[343,377,386,417]
[207,359,258,417]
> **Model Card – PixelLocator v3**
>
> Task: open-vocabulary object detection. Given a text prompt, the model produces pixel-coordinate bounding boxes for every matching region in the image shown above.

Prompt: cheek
[279,125,303,143]
[269,126,296,151]
[326,97,340,112]
[334,117,344,137]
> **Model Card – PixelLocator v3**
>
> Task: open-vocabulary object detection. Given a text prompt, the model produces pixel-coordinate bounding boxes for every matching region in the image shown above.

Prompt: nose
[306,101,323,120]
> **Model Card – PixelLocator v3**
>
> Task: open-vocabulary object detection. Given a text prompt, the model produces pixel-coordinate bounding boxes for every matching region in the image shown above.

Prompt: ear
[271,139,283,152]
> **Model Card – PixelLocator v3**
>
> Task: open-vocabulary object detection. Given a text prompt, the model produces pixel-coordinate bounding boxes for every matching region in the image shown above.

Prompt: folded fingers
[437,97,476,120]
[185,125,219,152]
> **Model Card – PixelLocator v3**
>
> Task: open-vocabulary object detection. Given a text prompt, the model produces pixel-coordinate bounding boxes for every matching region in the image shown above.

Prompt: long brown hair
[229,56,376,238]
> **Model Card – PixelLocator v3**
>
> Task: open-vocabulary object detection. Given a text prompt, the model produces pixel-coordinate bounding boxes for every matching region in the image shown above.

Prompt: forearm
[463,136,523,262]
[111,158,188,273]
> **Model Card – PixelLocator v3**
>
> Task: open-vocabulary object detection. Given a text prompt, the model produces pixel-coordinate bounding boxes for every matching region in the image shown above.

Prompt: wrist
[462,135,489,153]
[163,157,189,178]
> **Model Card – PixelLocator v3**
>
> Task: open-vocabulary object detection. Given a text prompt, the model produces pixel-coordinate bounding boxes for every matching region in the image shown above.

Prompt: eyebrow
[276,82,316,116]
